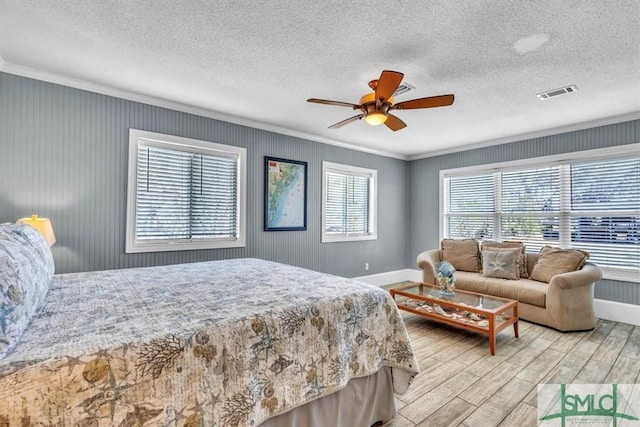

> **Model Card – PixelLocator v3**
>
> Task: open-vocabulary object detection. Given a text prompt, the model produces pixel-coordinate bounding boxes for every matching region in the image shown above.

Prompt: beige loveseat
[417,240,603,332]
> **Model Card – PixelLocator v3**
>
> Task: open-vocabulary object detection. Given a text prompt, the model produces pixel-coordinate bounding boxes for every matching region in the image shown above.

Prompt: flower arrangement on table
[435,261,456,296]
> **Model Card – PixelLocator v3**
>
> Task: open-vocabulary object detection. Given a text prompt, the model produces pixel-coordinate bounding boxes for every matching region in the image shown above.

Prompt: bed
[0,222,419,426]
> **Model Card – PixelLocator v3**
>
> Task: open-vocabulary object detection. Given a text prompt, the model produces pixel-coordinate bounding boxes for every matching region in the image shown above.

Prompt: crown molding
[407,111,640,161]
[2,61,637,163]
[0,61,408,160]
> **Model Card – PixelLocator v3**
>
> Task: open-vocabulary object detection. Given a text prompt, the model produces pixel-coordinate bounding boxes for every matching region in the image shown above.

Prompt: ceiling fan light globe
[365,112,387,126]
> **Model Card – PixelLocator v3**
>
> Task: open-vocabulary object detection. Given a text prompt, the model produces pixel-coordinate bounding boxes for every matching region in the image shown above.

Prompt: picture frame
[264,156,307,231]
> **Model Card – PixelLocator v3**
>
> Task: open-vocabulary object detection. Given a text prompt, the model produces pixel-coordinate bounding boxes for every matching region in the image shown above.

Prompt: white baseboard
[594,299,640,326]
[352,269,421,287]
[355,269,640,326]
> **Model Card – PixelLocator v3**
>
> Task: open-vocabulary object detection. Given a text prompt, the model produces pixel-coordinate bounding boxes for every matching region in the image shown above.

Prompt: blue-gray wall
[1,72,637,306]
[0,72,408,277]
[407,119,640,305]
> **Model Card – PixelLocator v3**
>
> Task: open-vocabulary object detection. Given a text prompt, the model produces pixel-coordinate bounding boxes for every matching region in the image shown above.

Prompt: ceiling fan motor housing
[360,92,394,125]
[359,92,394,109]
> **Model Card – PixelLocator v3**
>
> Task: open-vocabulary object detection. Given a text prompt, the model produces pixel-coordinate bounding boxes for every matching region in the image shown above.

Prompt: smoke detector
[537,85,578,101]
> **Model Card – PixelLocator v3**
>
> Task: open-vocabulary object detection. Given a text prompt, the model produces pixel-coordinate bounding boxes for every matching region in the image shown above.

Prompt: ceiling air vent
[393,82,415,97]
[536,85,578,100]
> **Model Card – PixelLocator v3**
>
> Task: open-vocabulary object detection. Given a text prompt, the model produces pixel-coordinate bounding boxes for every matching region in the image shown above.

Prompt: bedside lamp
[17,214,56,246]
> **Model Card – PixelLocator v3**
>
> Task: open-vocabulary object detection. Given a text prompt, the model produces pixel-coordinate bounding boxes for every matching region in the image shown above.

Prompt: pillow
[441,239,481,272]
[530,246,590,283]
[0,222,54,359]
[481,241,528,278]
[482,249,520,280]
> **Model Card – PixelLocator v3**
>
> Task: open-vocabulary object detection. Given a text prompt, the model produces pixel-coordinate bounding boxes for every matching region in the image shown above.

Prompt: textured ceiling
[1,0,639,159]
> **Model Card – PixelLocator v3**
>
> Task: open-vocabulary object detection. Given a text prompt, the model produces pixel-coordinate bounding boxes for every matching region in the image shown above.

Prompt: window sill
[599,266,640,283]
[126,238,246,253]
[322,234,377,243]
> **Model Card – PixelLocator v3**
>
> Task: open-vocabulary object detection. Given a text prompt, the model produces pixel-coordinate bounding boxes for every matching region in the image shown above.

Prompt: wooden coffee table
[390,282,518,355]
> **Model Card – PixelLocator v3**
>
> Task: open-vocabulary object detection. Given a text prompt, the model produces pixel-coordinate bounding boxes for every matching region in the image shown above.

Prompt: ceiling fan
[307,70,454,131]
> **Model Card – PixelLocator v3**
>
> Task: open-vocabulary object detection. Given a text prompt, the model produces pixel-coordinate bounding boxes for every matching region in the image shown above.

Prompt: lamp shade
[17,214,56,246]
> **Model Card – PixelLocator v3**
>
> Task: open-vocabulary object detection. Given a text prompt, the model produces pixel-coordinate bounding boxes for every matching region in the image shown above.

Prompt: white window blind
[569,157,640,269]
[445,175,494,240]
[500,167,561,253]
[322,162,377,242]
[126,129,246,253]
[442,147,639,282]
[135,145,238,239]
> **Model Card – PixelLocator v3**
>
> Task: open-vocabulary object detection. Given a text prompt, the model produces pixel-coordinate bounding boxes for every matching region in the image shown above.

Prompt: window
[441,145,639,282]
[322,161,377,242]
[445,174,494,240]
[126,129,246,253]
[570,158,639,269]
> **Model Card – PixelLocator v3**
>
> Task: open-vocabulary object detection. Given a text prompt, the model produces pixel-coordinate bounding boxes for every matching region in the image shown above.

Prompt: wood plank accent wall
[0,72,408,278]
[407,119,640,305]
[0,71,637,307]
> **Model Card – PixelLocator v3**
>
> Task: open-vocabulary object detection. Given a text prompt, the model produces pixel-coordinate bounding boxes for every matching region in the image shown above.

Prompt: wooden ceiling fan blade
[375,70,404,102]
[384,114,407,131]
[307,98,361,109]
[392,94,454,110]
[328,114,364,129]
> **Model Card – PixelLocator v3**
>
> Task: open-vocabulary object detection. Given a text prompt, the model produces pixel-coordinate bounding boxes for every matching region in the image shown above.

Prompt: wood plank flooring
[389,313,640,427]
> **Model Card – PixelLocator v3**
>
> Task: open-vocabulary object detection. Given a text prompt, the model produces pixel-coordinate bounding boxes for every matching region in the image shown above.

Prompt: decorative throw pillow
[481,241,528,278]
[0,223,54,359]
[481,249,520,280]
[530,246,590,283]
[441,238,481,272]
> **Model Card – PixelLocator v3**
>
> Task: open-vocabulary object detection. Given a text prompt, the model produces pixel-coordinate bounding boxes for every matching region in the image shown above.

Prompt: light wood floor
[389,313,640,427]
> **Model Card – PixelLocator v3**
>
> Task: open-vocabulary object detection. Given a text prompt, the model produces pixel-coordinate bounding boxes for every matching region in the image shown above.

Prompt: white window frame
[322,161,378,243]
[126,129,246,253]
[440,143,640,282]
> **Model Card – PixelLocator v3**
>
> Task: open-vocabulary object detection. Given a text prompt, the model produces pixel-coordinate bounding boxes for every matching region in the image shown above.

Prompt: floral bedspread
[0,258,418,426]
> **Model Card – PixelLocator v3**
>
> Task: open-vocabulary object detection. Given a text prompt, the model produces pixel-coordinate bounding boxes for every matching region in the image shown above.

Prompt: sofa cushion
[481,241,528,278]
[530,246,590,283]
[494,279,548,308]
[454,272,547,307]
[441,239,481,272]
[0,223,54,359]
[481,249,520,280]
